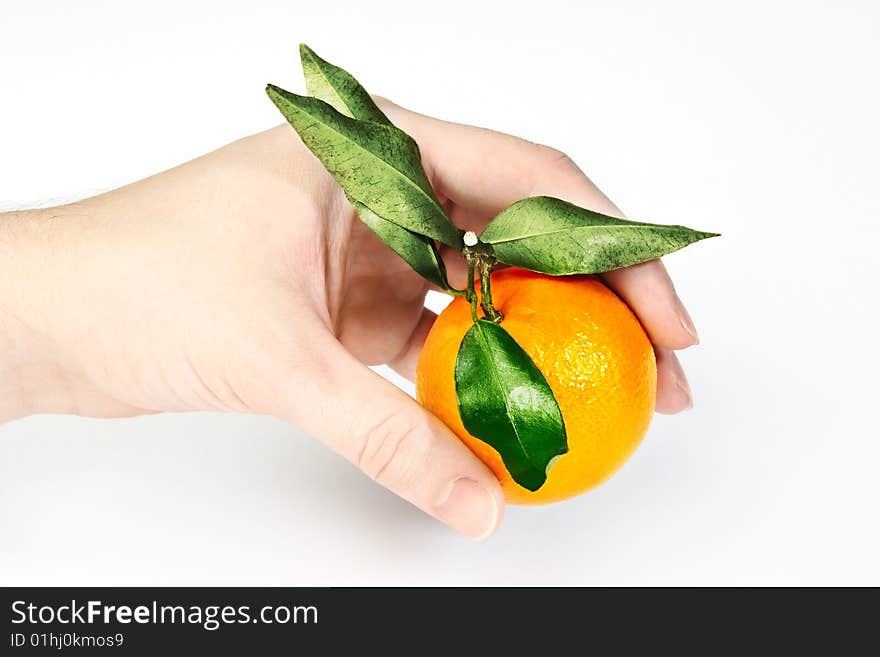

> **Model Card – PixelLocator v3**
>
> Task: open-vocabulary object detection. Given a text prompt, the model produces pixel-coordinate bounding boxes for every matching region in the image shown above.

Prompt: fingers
[387,307,437,381]
[384,98,700,410]
[386,100,700,349]
[603,260,700,351]
[268,332,504,539]
[655,347,693,414]
[382,98,620,222]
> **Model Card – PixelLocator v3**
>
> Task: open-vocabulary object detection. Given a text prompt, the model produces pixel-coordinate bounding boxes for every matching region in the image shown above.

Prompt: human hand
[0,99,697,538]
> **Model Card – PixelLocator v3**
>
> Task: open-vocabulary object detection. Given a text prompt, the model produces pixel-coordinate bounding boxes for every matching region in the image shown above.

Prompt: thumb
[269,335,504,539]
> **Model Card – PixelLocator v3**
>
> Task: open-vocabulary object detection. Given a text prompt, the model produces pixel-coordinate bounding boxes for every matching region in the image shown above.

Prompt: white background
[1,0,878,585]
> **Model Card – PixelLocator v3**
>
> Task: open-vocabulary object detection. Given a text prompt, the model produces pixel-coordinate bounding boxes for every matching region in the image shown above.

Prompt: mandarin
[416,268,656,504]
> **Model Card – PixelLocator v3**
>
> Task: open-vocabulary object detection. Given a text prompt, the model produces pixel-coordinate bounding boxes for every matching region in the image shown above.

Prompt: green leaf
[480,196,719,275]
[455,319,567,491]
[349,197,449,289]
[266,84,462,248]
[299,44,390,125]
[298,45,450,289]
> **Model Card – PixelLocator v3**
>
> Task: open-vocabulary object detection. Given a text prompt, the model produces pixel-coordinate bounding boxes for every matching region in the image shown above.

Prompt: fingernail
[671,368,694,410]
[676,298,700,345]
[435,477,500,540]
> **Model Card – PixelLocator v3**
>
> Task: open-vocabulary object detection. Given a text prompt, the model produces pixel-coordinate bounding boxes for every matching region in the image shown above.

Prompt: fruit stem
[463,237,502,324]
[466,257,479,323]
[478,258,502,323]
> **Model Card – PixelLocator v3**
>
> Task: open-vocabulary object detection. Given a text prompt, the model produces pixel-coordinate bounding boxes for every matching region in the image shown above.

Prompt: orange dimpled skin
[416,268,656,505]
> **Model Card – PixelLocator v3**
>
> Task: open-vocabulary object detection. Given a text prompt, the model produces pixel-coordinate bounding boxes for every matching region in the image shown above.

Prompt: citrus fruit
[416,267,657,504]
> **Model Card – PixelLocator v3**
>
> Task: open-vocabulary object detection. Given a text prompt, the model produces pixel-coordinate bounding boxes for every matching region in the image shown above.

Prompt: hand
[0,98,698,538]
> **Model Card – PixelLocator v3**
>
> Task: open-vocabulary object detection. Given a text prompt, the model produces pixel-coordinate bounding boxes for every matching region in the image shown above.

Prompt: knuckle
[526,144,583,194]
[534,144,576,171]
[355,407,433,486]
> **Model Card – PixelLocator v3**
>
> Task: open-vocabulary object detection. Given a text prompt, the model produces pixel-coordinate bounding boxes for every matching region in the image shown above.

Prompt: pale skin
[0,99,697,539]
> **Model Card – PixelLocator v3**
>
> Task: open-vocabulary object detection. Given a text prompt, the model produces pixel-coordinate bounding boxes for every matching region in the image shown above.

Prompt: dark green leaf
[266,84,461,248]
[349,197,449,289]
[455,319,567,491]
[480,196,719,275]
[298,46,451,288]
[299,44,390,125]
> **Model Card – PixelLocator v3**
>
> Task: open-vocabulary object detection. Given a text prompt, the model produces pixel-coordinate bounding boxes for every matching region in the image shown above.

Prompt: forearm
[0,209,70,422]
[0,127,314,425]
[1,198,168,423]
[0,281,30,423]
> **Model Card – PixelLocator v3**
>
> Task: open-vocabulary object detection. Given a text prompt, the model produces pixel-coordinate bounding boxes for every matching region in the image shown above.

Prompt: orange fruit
[416,267,656,504]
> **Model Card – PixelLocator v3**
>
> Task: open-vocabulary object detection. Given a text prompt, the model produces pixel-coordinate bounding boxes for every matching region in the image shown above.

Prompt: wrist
[0,211,73,422]
[0,315,28,423]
